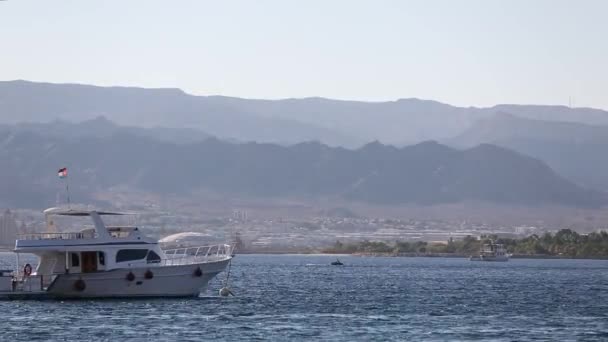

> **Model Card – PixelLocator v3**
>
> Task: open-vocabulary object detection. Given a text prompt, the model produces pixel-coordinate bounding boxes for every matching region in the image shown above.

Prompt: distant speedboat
[0,207,234,299]
[470,241,509,262]
[331,259,344,266]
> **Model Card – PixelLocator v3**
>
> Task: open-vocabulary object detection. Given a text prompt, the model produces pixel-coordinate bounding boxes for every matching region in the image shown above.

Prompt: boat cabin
[480,242,508,257]
[14,208,163,283]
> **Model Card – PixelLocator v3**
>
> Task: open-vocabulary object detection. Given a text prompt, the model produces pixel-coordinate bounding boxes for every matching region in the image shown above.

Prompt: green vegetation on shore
[324,229,608,258]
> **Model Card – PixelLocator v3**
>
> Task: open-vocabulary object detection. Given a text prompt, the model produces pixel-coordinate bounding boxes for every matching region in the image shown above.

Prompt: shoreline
[235,252,608,260]
[4,248,607,261]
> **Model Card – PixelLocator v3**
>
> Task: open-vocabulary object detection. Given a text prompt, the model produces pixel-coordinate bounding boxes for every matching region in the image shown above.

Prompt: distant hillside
[492,105,608,127]
[0,128,604,208]
[0,80,362,147]
[3,80,608,147]
[449,113,608,190]
[0,116,213,145]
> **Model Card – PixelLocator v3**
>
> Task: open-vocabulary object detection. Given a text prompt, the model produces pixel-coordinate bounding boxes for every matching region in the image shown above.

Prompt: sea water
[0,253,606,341]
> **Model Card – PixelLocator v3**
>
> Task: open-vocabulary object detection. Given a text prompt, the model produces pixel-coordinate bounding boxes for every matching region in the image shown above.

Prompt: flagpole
[65,176,71,208]
[59,167,71,208]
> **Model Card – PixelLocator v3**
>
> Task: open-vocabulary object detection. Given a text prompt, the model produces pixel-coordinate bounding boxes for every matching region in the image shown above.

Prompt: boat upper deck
[18,232,94,241]
[18,226,141,241]
[15,208,154,251]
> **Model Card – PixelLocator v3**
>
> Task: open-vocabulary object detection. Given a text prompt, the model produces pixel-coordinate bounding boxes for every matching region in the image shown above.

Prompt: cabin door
[81,252,98,273]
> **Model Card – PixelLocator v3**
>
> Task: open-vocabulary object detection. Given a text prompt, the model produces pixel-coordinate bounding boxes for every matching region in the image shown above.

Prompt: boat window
[116,249,148,263]
[71,253,80,267]
[146,251,161,263]
[98,252,105,266]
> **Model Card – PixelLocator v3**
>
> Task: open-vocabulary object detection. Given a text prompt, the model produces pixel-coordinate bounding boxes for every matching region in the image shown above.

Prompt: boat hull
[469,255,509,262]
[1,258,231,299]
[50,259,230,298]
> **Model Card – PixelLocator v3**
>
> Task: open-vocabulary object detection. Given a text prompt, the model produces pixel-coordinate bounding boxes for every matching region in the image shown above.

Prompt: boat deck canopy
[43,208,134,216]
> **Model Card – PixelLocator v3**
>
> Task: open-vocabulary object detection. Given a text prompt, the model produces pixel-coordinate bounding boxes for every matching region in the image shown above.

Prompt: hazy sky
[1,0,607,109]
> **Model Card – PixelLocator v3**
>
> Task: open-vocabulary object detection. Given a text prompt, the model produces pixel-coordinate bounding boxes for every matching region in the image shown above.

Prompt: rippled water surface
[1,254,607,341]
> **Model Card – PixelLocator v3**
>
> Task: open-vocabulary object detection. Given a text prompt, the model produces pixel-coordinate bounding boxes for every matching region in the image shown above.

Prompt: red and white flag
[57,167,67,179]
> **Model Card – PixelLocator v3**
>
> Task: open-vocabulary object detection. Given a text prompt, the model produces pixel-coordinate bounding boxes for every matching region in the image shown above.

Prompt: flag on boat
[57,167,67,179]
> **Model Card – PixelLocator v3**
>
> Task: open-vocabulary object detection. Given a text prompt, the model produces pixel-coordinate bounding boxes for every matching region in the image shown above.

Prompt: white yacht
[469,241,509,262]
[0,207,234,299]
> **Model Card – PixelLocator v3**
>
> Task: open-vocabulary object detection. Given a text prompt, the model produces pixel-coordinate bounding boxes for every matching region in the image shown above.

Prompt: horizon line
[2,79,603,112]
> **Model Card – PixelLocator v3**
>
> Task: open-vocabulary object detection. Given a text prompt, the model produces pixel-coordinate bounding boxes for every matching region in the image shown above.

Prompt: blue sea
[0,253,607,341]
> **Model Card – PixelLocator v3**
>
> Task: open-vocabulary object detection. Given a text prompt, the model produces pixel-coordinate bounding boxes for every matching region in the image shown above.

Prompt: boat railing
[11,274,56,293]
[17,231,96,241]
[161,244,233,266]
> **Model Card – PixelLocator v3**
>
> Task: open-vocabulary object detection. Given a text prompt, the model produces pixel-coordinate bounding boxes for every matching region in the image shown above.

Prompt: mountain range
[3,80,608,147]
[449,113,608,191]
[0,116,213,145]
[0,123,605,208]
[2,80,608,209]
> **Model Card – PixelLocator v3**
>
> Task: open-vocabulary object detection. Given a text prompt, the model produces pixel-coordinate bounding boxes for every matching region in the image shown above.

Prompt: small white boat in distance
[0,207,234,299]
[470,241,509,262]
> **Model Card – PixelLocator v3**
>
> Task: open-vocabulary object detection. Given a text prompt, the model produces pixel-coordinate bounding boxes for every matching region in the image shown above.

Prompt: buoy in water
[219,287,234,297]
